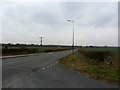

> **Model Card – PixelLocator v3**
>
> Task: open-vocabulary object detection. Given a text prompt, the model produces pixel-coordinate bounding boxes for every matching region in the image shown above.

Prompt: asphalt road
[2,50,118,88]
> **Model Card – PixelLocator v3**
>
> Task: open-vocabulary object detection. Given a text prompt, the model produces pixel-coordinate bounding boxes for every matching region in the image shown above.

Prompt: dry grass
[59,48,119,85]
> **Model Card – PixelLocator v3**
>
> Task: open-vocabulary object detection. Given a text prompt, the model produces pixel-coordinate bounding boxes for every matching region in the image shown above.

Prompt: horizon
[1,43,119,47]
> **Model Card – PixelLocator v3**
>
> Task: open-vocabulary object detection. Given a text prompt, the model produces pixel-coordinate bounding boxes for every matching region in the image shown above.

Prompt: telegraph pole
[39,37,43,53]
[40,37,43,46]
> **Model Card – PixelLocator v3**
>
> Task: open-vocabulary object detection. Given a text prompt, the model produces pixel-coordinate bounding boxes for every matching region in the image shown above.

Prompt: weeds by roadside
[59,48,119,85]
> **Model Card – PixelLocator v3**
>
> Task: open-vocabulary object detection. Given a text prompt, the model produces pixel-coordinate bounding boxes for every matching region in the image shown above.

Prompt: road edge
[0,53,42,59]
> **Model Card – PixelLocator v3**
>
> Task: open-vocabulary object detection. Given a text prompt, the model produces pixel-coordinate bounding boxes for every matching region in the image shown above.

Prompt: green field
[59,47,119,85]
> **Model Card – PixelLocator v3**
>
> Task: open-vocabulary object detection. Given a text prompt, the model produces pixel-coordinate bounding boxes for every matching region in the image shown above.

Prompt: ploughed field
[2,47,69,56]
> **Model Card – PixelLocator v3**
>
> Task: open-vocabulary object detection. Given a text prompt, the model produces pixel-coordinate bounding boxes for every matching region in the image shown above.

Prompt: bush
[79,50,113,62]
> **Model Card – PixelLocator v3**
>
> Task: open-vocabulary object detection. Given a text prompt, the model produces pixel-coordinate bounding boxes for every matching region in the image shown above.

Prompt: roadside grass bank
[59,47,119,85]
[2,48,69,56]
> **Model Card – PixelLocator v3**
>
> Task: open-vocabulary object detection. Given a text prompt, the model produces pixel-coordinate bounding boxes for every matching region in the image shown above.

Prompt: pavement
[2,50,118,88]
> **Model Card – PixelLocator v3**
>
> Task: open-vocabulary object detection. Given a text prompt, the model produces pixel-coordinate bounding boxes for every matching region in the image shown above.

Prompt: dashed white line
[41,61,58,70]
[48,52,53,54]
[7,81,16,87]
[52,63,55,65]
[42,68,46,70]
[50,64,53,66]
[30,73,33,76]
[46,66,50,68]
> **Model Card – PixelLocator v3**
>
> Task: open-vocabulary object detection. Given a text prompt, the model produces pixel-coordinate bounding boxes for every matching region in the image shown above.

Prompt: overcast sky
[1,1,118,46]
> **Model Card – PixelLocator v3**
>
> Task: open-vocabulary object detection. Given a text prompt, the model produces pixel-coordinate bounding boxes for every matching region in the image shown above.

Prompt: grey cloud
[2,2,118,46]
[93,13,117,28]
[62,2,117,28]
[32,12,60,27]
[5,2,117,28]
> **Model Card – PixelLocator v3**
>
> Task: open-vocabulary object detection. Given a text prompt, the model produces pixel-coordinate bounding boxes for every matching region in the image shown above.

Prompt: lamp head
[68,19,74,22]
[68,20,71,22]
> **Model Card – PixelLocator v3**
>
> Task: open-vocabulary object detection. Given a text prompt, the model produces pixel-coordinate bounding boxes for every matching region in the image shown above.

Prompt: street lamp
[68,19,75,53]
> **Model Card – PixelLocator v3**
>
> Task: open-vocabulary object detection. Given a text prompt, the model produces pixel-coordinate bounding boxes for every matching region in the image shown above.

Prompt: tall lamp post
[68,19,74,53]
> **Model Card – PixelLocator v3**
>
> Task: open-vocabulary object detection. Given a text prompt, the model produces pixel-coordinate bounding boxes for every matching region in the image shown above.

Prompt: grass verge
[59,48,119,85]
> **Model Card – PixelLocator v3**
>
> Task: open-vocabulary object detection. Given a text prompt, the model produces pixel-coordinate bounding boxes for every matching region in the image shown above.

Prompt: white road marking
[7,81,16,87]
[52,63,55,65]
[46,66,50,68]
[41,61,58,70]
[48,52,53,54]
[50,64,53,66]
[42,68,46,70]
[30,73,33,76]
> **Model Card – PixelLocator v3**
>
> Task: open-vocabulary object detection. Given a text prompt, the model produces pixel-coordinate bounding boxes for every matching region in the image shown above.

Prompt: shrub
[79,50,113,62]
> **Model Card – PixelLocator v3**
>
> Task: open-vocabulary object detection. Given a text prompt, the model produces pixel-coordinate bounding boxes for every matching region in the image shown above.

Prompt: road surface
[2,50,117,88]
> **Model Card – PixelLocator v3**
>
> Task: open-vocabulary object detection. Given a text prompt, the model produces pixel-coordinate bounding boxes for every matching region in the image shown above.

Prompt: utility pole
[39,37,43,53]
[40,37,43,46]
